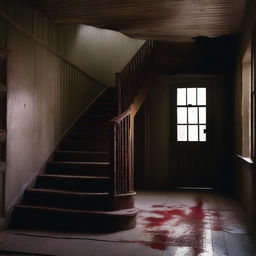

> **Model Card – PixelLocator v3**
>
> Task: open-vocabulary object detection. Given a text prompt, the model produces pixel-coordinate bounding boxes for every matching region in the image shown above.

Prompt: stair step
[89,104,117,110]
[46,161,110,176]
[61,140,110,151]
[10,205,137,231]
[74,122,111,132]
[68,132,110,141]
[87,107,117,115]
[9,87,136,233]
[67,132,110,144]
[23,189,112,211]
[82,113,116,120]
[45,168,109,176]
[36,174,110,192]
[54,151,109,162]
[77,121,110,126]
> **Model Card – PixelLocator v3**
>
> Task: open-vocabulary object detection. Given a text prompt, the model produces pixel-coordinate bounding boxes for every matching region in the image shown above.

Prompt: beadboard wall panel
[0,0,144,87]
[3,23,104,208]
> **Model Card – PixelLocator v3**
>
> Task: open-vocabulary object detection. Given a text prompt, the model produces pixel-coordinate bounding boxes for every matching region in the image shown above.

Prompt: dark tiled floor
[0,190,255,256]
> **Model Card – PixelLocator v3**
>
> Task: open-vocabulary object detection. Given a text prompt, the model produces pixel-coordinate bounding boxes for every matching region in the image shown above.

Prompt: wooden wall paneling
[3,18,105,210]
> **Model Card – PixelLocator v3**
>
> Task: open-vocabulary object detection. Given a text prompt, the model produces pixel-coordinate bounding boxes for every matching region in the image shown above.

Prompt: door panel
[171,85,214,187]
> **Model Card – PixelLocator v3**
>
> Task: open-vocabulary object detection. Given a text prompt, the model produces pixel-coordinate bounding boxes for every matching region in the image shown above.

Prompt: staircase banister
[130,67,156,116]
[108,40,154,198]
[110,65,156,125]
[109,107,132,124]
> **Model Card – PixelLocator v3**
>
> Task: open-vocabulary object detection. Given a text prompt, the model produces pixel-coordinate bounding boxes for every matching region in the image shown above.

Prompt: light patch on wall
[241,42,251,158]
[69,25,145,87]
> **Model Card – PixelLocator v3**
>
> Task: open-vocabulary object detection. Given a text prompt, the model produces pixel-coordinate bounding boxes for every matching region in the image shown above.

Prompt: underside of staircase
[9,88,138,232]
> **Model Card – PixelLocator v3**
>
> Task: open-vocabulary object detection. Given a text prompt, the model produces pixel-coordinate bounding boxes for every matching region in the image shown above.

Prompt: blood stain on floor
[122,199,212,254]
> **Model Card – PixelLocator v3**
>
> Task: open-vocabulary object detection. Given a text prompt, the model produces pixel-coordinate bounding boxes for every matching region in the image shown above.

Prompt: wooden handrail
[117,41,154,113]
[111,66,156,124]
[110,108,132,123]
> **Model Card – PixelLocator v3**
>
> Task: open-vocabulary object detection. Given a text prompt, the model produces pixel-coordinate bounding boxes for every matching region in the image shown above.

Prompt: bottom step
[10,205,138,232]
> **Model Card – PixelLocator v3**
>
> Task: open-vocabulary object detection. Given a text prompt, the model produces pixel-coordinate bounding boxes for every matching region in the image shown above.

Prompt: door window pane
[177,125,187,141]
[188,125,198,141]
[177,107,187,124]
[199,107,206,124]
[176,87,207,142]
[199,125,206,141]
[187,88,196,106]
[197,88,206,105]
[177,88,186,105]
[188,107,198,124]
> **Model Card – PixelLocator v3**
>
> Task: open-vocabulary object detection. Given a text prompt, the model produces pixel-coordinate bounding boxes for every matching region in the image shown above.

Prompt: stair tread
[48,161,110,165]
[26,188,110,196]
[56,150,109,154]
[78,122,109,125]
[63,139,109,143]
[38,174,110,179]
[70,131,109,135]
[16,205,138,216]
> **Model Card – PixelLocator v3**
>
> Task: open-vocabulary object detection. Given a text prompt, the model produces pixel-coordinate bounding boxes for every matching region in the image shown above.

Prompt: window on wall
[242,43,251,157]
[177,87,207,142]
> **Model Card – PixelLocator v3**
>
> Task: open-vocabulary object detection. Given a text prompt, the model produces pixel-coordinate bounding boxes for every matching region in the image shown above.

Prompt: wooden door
[171,84,215,188]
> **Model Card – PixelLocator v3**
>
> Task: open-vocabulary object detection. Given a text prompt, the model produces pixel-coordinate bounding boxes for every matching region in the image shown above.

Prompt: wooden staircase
[10,89,137,232]
[9,40,155,232]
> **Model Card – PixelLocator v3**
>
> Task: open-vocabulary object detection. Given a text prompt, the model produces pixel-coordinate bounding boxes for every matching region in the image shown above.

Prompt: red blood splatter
[145,209,186,229]
[121,199,208,254]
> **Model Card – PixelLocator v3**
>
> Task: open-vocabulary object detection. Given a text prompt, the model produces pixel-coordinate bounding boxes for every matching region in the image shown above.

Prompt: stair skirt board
[10,88,137,232]
[10,206,138,232]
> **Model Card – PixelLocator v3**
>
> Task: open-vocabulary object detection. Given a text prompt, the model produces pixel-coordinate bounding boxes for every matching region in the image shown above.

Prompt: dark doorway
[170,80,218,188]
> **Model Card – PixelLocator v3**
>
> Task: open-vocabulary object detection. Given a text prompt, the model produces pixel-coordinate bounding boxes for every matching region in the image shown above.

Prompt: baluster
[113,40,154,195]
[123,119,127,194]
[130,115,134,192]
[118,123,121,194]
[127,115,131,192]
[121,122,123,194]
[124,116,129,193]
[113,124,117,195]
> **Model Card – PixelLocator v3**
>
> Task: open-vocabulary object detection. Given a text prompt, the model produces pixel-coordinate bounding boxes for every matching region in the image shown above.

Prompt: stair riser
[86,108,117,115]
[23,192,112,211]
[81,113,116,119]
[10,207,136,232]
[45,168,109,176]
[88,106,117,114]
[36,177,110,192]
[93,103,117,109]
[47,163,110,172]
[68,133,110,141]
[61,142,110,151]
[54,153,109,162]
[95,100,116,105]
[73,126,111,133]
[79,117,111,122]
